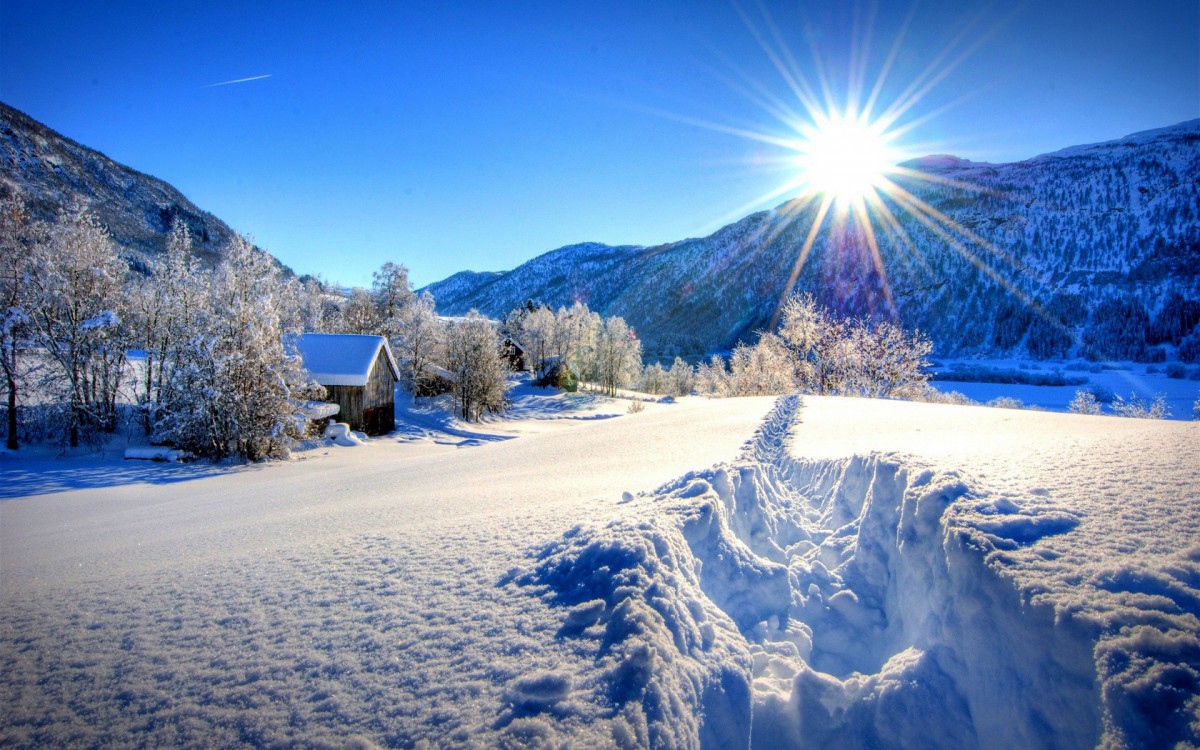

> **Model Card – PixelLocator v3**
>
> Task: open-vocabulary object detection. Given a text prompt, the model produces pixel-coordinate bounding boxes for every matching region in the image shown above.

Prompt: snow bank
[519,395,1199,748]
[323,422,364,447]
[516,519,753,749]
[123,447,193,462]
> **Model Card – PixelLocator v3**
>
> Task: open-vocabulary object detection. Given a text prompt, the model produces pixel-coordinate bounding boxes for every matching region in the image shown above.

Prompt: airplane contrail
[204,74,273,88]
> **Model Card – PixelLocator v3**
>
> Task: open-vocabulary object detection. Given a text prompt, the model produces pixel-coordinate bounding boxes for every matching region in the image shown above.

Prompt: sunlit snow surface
[1,392,1197,748]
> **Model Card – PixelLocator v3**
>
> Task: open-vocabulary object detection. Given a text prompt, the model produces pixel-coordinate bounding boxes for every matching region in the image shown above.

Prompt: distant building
[293,333,399,435]
[501,336,527,372]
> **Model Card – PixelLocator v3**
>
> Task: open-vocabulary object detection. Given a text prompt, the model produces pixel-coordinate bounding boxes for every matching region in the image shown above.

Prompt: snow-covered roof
[292,333,399,387]
[419,362,458,383]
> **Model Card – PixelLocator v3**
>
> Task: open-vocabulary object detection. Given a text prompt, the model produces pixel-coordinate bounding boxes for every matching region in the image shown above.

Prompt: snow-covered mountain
[425,121,1200,362]
[0,101,253,273]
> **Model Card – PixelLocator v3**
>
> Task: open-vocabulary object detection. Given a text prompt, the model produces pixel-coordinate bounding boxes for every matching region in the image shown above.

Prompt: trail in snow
[519,395,1200,748]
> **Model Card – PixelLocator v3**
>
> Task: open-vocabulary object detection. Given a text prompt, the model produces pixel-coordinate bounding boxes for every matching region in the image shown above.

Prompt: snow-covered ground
[930,358,1200,418]
[1,389,1197,748]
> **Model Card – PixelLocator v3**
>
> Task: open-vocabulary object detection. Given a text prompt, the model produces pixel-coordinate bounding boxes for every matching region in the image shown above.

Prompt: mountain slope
[0,101,249,272]
[426,121,1200,361]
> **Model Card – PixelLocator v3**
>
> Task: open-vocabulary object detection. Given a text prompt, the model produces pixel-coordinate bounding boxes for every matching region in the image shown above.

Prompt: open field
[2,390,1197,748]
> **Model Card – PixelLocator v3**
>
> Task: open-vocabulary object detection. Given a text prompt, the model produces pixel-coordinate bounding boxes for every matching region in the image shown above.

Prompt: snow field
[0,396,776,747]
[1,392,1196,748]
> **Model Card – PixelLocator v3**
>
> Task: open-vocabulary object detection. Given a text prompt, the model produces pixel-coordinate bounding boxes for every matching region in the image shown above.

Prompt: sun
[794,111,899,207]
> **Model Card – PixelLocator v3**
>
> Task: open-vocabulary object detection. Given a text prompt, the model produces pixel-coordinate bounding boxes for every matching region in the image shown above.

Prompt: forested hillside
[427,121,1200,362]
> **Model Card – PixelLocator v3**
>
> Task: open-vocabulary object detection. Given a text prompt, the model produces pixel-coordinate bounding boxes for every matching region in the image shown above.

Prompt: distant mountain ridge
[0,101,257,273]
[425,120,1200,361]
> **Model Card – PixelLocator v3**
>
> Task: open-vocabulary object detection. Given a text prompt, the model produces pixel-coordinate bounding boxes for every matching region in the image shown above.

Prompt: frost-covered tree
[639,362,668,395]
[775,293,931,398]
[287,275,336,334]
[855,320,933,399]
[393,291,444,393]
[335,288,378,335]
[728,334,797,396]
[581,315,642,396]
[695,355,729,397]
[505,302,556,379]
[777,294,840,394]
[543,302,591,370]
[156,235,320,460]
[128,219,204,434]
[1110,393,1171,420]
[667,356,695,397]
[26,206,129,447]
[372,261,416,340]
[1068,390,1103,416]
[443,311,509,421]
[0,193,44,450]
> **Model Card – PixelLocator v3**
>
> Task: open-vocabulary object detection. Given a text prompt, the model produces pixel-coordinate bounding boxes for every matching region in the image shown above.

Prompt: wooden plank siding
[361,347,396,435]
[322,348,396,435]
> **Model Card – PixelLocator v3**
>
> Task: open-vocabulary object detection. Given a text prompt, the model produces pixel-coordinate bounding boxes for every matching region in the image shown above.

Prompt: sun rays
[652,1,1077,343]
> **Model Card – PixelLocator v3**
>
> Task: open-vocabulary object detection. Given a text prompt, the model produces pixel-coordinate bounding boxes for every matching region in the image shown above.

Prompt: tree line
[2,192,938,459]
[2,196,323,458]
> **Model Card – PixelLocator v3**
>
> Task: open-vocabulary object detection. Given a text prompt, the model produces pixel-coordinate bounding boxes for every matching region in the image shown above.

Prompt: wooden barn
[293,333,399,435]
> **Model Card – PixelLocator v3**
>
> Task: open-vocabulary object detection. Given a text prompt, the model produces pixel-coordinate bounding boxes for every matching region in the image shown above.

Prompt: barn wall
[364,351,396,410]
[361,349,396,435]
[326,385,364,430]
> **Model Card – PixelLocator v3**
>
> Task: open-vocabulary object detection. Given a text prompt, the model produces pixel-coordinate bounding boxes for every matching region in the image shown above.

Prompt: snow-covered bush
[911,387,978,406]
[776,293,932,399]
[987,396,1025,410]
[1110,393,1171,420]
[666,356,695,397]
[1068,390,1103,415]
[1193,397,1200,420]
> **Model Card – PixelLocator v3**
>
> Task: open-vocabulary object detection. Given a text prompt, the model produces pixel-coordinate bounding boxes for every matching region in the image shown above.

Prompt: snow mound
[323,422,364,447]
[518,395,1199,748]
[516,519,753,749]
[123,447,193,462]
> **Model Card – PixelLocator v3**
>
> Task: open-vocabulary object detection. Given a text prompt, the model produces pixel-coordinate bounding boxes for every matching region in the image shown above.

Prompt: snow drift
[518,396,1198,748]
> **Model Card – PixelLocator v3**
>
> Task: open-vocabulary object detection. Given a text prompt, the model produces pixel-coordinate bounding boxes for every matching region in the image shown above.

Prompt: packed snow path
[2,394,1197,748]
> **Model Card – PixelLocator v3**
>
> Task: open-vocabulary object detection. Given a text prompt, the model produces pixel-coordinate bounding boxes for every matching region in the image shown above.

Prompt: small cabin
[293,333,399,435]
[500,336,527,372]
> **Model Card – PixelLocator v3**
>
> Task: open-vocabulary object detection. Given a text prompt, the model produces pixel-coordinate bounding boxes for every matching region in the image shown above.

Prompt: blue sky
[2,1,1197,288]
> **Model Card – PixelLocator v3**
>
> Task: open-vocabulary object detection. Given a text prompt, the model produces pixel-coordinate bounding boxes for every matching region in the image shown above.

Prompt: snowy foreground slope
[1,395,1198,748]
